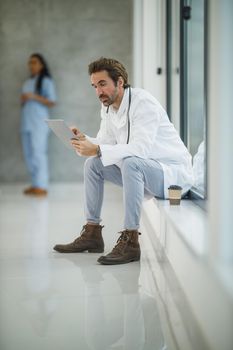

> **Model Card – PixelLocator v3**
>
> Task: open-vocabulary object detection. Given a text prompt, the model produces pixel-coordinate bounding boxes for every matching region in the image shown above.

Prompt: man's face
[91,70,119,106]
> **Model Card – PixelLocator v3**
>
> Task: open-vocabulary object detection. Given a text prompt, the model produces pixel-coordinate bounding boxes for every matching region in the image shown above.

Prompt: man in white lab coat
[54,57,193,265]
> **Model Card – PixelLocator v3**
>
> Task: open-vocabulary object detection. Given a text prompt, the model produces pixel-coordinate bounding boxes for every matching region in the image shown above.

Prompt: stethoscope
[106,86,132,144]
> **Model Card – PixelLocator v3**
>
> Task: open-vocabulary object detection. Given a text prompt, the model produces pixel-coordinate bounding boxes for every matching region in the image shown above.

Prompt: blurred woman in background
[20,53,56,196]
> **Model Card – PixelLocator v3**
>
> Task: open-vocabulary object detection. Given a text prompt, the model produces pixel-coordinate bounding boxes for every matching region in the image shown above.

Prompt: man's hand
[71,138,98,156]
[70,126,86,140]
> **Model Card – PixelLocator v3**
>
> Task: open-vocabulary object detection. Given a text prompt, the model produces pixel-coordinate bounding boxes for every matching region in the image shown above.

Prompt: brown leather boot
[97,230,141,265]
[53,224,104,253]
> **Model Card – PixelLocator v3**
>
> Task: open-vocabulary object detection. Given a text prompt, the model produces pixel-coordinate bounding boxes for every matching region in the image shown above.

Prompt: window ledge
[149,198,233,297]
[153,198,208,256]
[142,197,233,350]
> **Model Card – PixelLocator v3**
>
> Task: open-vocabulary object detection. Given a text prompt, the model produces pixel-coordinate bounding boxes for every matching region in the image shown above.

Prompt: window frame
[166,0,208,208]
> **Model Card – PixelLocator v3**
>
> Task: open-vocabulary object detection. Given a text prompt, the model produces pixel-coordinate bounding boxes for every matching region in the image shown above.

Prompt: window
[167,0,207,202]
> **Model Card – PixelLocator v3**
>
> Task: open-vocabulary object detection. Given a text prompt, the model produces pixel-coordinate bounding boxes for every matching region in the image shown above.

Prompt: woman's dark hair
[30,53,52,94]
[88,57,130,88]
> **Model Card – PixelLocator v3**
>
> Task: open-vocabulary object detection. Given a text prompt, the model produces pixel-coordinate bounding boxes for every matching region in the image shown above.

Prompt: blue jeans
[84,156,164,230]
[21,130,49,189]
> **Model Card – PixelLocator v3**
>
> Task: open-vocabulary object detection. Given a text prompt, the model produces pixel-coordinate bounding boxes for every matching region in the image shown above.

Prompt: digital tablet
[45,119,78,150]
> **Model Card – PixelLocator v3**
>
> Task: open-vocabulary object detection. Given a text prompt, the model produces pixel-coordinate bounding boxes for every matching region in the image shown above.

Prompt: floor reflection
[22,198,58,338]
[0,185,168,350]
[57,253,166,350]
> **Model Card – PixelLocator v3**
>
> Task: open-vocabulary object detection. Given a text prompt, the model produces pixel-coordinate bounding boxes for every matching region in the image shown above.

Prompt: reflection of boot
[109,264,141,294]
[53,224,104,253]
[98,230,141,265]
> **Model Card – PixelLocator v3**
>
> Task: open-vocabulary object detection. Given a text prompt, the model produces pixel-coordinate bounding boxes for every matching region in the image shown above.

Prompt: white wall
[207,0,233,308]
[207,0,233,266]
[133,0,166,108]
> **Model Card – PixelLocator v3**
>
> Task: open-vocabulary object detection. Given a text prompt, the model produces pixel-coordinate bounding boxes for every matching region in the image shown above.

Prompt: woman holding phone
[20,53,56,196]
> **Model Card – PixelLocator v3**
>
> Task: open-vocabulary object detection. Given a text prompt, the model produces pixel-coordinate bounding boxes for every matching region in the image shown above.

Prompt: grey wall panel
[0,0,132,182]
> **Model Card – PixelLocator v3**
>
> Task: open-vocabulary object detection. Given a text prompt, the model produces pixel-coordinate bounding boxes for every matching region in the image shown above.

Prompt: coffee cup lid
[168,185,182,190]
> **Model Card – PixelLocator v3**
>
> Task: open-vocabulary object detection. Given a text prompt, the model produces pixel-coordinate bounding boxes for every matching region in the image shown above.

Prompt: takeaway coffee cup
[168,185,182,205]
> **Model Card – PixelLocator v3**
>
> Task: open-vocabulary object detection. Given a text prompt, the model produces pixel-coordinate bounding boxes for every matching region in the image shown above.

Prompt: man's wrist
[96,145,102,157]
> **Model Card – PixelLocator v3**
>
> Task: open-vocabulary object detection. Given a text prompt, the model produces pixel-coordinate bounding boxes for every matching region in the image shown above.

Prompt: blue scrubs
[21,76,56,189]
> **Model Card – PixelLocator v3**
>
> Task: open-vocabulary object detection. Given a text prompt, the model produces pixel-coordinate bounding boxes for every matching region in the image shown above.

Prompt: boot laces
[111,231,131,255]
[74,225,87,243]
[73,224,103,243]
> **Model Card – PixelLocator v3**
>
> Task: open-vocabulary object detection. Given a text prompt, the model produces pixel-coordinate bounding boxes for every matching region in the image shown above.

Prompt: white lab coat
[86,88,194,199]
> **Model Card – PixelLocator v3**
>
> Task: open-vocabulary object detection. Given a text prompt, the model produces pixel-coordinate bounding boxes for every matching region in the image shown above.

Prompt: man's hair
[88,57,130,88]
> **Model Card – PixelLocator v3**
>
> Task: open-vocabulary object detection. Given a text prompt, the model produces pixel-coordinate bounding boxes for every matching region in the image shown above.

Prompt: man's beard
[99,87,118,106]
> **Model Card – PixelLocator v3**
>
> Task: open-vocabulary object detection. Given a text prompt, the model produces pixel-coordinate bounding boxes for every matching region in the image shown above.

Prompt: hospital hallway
[1,0,233,348]
[0,183,207,350]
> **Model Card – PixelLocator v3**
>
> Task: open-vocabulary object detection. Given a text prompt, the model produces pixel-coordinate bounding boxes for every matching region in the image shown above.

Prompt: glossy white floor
[0,183,179,350]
